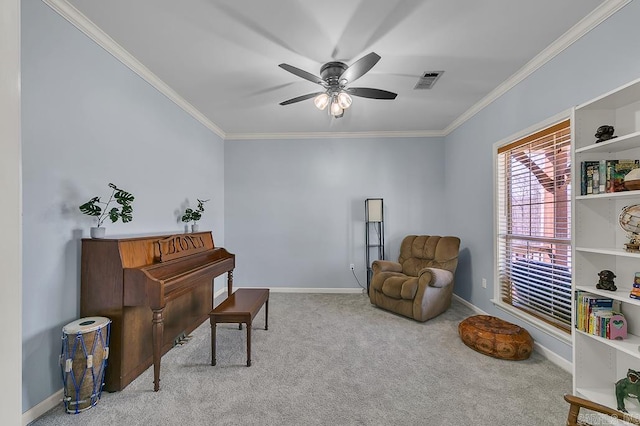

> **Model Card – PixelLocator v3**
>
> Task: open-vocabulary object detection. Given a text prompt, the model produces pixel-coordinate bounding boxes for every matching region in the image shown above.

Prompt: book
[581,161,600,195]
[606,159,640,192]
[599,159,606,193]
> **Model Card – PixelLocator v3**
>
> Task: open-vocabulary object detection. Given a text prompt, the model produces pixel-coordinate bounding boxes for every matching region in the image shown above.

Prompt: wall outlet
[482,278,487,289]
[350,263,355,270]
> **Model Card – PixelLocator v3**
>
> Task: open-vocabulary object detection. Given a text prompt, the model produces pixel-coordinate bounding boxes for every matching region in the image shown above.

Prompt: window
[496,119,571,333]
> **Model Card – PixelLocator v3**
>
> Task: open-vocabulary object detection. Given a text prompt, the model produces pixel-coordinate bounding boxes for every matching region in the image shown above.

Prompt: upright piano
[80,231,234,392]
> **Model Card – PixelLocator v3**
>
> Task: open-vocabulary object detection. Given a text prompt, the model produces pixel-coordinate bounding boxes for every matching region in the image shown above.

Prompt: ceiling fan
[278,52,397,118]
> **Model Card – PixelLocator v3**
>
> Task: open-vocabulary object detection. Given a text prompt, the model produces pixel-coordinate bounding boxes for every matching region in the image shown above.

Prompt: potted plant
[181,198,209,232]
[79,183,135,238]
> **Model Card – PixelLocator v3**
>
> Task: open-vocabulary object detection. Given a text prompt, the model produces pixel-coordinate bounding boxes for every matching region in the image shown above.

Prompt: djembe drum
[60,316,110,414]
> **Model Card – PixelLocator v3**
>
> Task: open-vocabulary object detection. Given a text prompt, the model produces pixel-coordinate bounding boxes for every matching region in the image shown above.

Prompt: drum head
[62,316,111,334]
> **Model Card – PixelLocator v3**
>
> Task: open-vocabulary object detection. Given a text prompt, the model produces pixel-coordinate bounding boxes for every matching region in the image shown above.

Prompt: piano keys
[80,231,234,392]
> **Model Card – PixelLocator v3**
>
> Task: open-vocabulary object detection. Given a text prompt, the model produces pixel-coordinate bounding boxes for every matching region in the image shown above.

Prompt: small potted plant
[181,198,209,232]
[79,183,135,238]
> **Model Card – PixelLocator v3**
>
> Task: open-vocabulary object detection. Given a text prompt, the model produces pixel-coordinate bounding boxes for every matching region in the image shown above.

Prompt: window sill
[491,299,572,345]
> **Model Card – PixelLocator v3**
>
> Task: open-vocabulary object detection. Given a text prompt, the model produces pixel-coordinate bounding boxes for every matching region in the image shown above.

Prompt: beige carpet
[31,292,572,425]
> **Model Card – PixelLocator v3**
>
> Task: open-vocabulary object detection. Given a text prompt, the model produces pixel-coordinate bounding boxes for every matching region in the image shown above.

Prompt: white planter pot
[90,227,106,239]
[191,224,199,232]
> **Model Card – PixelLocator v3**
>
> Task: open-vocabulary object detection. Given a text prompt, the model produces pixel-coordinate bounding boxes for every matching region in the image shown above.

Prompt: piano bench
[210,288,269,367]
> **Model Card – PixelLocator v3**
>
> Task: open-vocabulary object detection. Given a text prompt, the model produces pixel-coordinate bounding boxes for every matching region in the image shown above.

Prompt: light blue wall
[21,1,224,412]
[445,0,640,361]
[225,137,446,288]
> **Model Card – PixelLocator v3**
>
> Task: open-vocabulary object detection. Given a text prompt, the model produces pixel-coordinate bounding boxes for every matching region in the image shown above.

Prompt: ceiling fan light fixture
[278,52,397,118]
[314,93,330,110]
[337,92,352,109]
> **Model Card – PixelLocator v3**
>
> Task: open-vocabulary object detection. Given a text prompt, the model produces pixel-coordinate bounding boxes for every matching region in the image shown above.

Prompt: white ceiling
[57,0,607,138]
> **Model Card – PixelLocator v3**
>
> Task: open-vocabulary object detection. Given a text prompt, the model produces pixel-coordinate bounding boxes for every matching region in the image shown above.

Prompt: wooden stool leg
[246,321,252,367]
[211,320,217,366]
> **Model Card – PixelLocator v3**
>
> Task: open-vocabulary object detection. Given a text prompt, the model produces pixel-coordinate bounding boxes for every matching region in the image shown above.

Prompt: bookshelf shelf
[576,284,640,307]
[575,130,640,154]
[576,329,640,359]
[573,77,640,411]
[576,189,640,201]
[576,247,640,259]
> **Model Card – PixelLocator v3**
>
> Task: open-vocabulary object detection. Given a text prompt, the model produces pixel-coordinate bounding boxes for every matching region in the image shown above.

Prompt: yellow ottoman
[458,315,533,360]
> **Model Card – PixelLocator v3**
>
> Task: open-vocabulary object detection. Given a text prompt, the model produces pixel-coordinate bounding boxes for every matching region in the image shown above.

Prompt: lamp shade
[366,198,383,222]
[330,101,343,117]
[314,93,329,110]
[337,92,352,109]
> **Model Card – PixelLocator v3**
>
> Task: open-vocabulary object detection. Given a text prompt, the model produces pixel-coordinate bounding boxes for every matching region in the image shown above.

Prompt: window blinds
[497,119,572,332]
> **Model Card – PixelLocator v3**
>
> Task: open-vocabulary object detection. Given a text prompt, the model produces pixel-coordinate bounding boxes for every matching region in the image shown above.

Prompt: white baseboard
[533,342,572,373]
[452,294,489,314]
[22,388,63,426]
[452,294,572,373]
[267,287,364,294]
[219,287,364,295]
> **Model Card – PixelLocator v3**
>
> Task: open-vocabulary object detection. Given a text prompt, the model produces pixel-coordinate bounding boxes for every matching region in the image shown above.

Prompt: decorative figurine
[595,125,617,143]
[616,369,640,412]
[596,269,617,291]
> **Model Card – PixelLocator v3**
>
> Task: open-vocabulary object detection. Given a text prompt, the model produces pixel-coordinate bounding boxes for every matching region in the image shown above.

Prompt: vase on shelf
[90,227,106,239]
[191,224,199,232]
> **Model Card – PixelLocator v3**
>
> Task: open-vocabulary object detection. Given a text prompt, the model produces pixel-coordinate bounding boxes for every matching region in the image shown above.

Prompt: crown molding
[225,129,445,140]
[42,0,227,139]
[442,0,632,136]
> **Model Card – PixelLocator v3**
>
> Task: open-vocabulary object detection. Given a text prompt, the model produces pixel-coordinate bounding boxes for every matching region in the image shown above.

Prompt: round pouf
[458,315,533,360]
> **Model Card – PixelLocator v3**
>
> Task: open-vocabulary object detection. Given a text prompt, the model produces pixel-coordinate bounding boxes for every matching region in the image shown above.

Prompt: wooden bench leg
[265,299,269,330]
[246,321,252,367]
[211,321,217,366]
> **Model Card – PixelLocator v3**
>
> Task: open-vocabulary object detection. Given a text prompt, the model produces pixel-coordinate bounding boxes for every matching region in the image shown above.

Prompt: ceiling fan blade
[278,64,326,86]
[339,52,381,84]
[279,92,324,106]
[347,87,397,100]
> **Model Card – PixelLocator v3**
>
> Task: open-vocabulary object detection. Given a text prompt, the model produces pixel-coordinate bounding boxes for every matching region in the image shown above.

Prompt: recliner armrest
[418,267,454,288]
[372,260,403,274]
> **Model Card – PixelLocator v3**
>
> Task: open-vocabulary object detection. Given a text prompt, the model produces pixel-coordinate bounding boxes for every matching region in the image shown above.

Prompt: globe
[619,205,640,246]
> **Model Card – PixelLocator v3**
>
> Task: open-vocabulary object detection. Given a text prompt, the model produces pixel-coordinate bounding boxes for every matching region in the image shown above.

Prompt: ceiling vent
[414,71,444,90]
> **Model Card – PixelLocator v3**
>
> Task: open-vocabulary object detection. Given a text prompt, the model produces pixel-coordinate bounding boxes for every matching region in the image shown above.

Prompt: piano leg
[152,308,164,391]
[227,269,234,296]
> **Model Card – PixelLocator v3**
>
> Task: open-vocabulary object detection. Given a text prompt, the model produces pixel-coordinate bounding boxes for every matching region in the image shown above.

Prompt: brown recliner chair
[370,235,461,321]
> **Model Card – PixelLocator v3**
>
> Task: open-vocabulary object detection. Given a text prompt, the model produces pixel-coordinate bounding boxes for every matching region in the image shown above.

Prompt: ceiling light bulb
[314,93,329,110]
[337,92,352,109]
[330,101,343,117]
